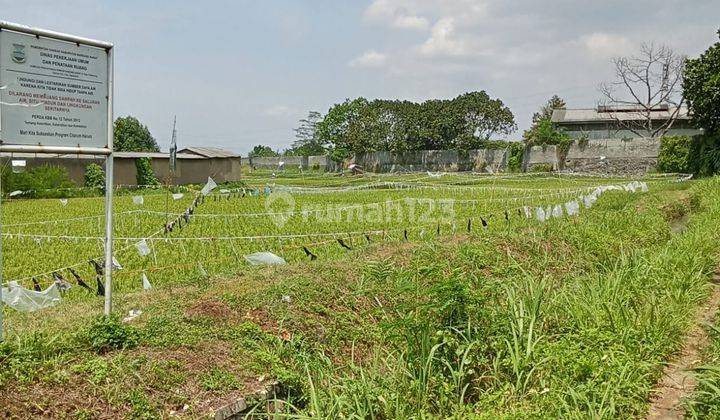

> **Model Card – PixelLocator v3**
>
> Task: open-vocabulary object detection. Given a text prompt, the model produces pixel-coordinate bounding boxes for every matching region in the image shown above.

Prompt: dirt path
[646,274,720,419]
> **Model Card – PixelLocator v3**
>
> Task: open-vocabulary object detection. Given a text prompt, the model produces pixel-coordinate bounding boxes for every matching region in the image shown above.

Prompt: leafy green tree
[454,91,516,149]
[290,111,326,156]
[316,92,516,157]
[683,29,720,133]
[688,132,720,176]
[316,98,369,160]
[113,116,160,152]
[523,119,570,147]
[249,145,279,157]
[523,95,566,145]
[532,95,566,125]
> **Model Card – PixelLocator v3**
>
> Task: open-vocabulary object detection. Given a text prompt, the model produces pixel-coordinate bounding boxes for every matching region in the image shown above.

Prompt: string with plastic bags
[0,178,655,303]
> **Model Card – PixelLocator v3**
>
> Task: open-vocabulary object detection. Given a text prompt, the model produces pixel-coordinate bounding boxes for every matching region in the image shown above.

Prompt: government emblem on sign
[11,43,26,63]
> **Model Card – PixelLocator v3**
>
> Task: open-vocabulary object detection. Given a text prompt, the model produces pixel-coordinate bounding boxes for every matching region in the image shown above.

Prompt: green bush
[659,134,720,177]
[529,163,554,172]
[688,132,720,177]
[507,142,525,172]
[84,163,105,189]
[135,157,159,186]
[523,118,570,147]
[658,136,692,173]
[86,315,140,353]
[2,164,75,197]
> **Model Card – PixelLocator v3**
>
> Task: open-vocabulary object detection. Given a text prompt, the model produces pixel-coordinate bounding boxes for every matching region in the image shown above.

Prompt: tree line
[253,91,517,160]
[112,27,720,176]
[249,28,718,173]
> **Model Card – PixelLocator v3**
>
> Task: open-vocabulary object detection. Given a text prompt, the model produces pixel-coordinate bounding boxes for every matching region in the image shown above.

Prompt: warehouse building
[0,147,242,186]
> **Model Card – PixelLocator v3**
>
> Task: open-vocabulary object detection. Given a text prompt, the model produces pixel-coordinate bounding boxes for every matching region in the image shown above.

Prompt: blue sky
[2,0,719,155]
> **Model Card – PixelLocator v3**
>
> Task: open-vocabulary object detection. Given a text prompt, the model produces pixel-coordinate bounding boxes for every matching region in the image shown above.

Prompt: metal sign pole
[0,171,4,342]
[103,46,114,316]
[0,21,114,323]
[0,25,4,342]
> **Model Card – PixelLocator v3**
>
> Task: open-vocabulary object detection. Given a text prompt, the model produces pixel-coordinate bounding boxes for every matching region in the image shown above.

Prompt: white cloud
[364,0,429,31]
[393,14,429,30]
[262,105,293,117]
[349,50,387,68]
[581,33,633,59]
[418,18,469,57]
[364,0,397,20]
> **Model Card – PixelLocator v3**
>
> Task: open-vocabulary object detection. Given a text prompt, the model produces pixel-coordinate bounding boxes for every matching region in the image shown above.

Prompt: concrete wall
[247,156,306,169]
[245,155,331,170]
[351,148,509,173]
[148,157,242,184]
[2,155,243,186]
[523,138,661,174]
[308,155,330,170]
[3,137,666,185]
[563,138,659,174]
[523,145,559,171]
[469,148,508,173]
[562,120,701,140]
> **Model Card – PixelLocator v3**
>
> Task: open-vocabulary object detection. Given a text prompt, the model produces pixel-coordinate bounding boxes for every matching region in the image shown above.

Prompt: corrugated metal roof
[178,147,240,158]
[552,107,690,124]
[0,151,216,159]
[0,152,101,159]
[114,151,205,159]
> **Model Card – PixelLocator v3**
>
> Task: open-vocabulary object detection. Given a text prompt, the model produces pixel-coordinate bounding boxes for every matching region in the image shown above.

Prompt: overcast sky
[3,0,718,155]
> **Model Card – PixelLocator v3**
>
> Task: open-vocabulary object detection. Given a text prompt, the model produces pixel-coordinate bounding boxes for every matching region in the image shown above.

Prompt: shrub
[2,164,75,197]
[658,136,692,173]
[523,118,570,147]
[688,132,720,177]
[529,163,554,172]
[84,163,105,189]
[135,157,159,186]
[86,315,140,353]
[507,142,525,172]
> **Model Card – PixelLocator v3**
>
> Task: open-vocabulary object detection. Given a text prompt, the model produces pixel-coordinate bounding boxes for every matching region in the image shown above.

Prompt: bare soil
[646,273,720,419]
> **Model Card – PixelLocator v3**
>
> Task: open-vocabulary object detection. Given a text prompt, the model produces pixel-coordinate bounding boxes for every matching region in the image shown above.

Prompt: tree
[113,116,160,152]
[532,95,566,125]
[454,91,516,149]
[523,95,567,145]
[316,98,370,160]
[683,29,720,133]
[316,92,516,157]
[248,145,279,157]
[290,111,326,155]
[599,43,686,138]
[523,118,570,146]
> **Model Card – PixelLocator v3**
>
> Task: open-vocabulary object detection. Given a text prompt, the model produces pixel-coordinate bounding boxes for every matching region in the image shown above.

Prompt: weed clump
[86,315,140,353]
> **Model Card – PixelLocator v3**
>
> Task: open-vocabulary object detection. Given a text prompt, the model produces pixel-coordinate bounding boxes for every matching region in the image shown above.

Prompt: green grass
[0,173,718,418]
[687,308,720,416]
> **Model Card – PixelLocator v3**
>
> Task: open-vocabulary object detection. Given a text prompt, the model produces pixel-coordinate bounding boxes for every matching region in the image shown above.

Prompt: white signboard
[0,29,108,148]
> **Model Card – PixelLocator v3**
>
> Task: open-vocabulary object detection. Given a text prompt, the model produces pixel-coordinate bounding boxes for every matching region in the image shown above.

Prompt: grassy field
[0,171,718,418]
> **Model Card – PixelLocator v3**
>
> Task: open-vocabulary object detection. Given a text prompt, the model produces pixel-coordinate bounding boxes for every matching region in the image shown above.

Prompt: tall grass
[264,177,720,418]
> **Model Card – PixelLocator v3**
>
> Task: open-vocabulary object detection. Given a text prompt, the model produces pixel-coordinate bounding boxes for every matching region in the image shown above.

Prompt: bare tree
[599,43,686,138]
